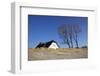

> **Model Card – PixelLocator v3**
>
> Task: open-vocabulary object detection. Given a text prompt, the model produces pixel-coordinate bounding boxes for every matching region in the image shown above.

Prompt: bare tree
[58,24,71,48]
[58,24,81,48]
[73,25,81,48]
[68,25,73,48]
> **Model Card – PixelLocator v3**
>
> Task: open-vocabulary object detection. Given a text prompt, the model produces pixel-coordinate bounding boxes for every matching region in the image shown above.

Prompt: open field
[28,48,88,61]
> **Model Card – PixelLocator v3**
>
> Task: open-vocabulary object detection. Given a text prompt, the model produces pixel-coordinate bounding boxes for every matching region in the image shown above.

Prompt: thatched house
[36,40,59,49]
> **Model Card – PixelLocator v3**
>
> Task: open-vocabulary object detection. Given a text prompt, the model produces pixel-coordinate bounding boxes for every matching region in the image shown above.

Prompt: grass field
[28,48,88,61]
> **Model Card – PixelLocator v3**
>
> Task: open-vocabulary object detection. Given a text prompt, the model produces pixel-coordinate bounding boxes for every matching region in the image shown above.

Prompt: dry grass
[28,48,88,61]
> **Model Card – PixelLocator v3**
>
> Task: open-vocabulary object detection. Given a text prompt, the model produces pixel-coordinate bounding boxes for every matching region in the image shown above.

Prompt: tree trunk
[70,40,73,48]
[67,43,71,48]
[70,37,73,48]
[67,40,71,48]
[75,39,79,48]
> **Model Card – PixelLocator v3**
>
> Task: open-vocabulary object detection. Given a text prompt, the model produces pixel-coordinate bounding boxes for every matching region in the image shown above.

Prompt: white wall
[0,0,100,76]
[49,42,58,49]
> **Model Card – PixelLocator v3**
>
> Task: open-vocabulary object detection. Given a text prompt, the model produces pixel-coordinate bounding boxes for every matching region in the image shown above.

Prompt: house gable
[49,42,58,49]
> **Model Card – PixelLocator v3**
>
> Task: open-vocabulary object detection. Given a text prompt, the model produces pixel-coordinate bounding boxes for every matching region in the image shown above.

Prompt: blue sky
[28,15,88,48]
